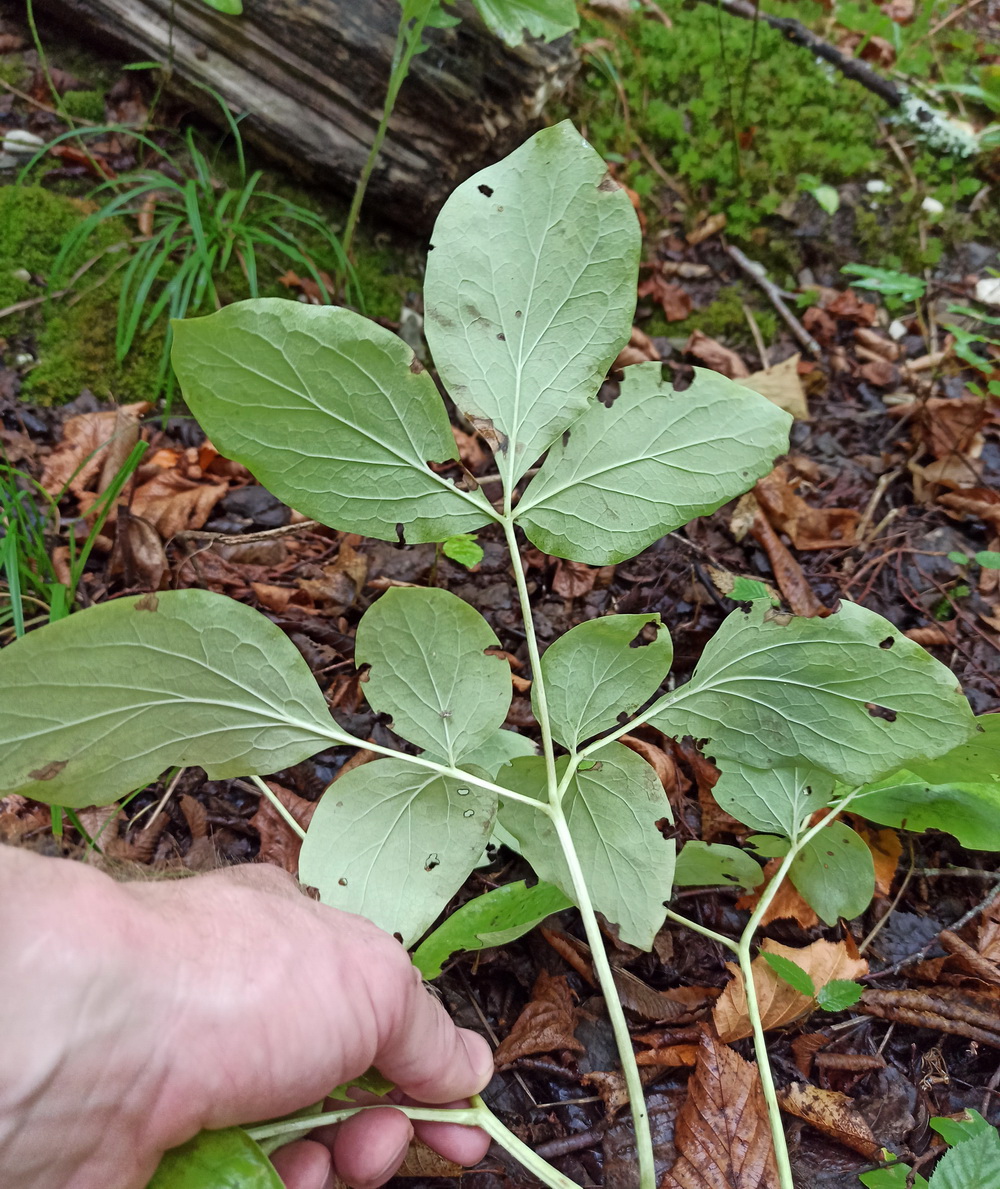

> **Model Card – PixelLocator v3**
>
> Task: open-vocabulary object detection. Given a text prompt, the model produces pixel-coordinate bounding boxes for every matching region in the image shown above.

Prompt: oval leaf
[498,743,675,949]
[299,758,497,947]
[171,300,494,544]
[149,1128,282,1188]
[0,591,337,807]
[424,121,640,484]
[789,821,875,926]
[518,365,792,564]
[907,713,1000,784]
[711,763,834,839]
[673,841,764,891]
[355,588,511,764]
[651,601,976,784]
[412,880,572,978]
[455,728,537,777]
[851,773,1000,851]
[536,613,672,750]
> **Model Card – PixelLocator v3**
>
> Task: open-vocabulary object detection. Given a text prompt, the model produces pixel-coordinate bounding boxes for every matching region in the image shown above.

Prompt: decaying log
[34,0,578,229]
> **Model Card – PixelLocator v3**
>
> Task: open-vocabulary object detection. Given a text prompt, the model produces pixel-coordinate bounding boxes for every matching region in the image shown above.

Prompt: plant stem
[663,907,739,953]
[248,774,307,841]
[502,513,656,1189]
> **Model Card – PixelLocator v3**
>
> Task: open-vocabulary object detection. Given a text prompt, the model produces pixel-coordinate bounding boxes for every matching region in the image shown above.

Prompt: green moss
[657,285,779,350]
[61,89,106,124]
[0,53,26,87]
[0,185,83,309]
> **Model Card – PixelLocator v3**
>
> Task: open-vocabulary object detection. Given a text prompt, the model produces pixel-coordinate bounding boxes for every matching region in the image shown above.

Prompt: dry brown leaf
[739,354,810,421]
[848,820,901,898]
[298,541,368,612]
[660,1025,779,1188]
[882,0,914,21]
[778,1083,880,1159]
[857,358,898,388]
[919,397,990,460]
[714,939,868,1042]
[249,781,316,874]
[686,211,727,246]
[115,508,167,590]
[826,290,877,326]
[40,403,151,497]
[552,558,598,598]
[938,487,1000,531]
[685,329,750,379]
[494,971,585,1066]
[791,1031,831,1078]
[450,424,489,472]
[130,469,228,538]
[638,273,692,322]
[620,734,678,796]
[635,1044,699,1067]
[251,583,300,614]
[614,324,661,369]
[751,508,828,618]
[582,1070,632,1120]
[754,464,860,550]
[180,794,218,872]
[614,967,691,1023]
[736,856,820,928]
[0,33,27,51]
[395,1138,465,1178]
[277,268,335,304]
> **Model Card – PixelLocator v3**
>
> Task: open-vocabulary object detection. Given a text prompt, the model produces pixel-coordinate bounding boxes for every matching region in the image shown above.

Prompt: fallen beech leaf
[736,856,820,928]
[660,1025,779,1188]
[740,354,810,421]
[635,1044,699,1067]
[40,403,152,498]
[919,397,989,460]
[685,329,750,379]
[714,939,868,1041]
[826,290,877,326]
[115,508,167,590]
[298,541,368,612]
[620,734,678,796]
[614,967,690,1023]
[494,970,585,1065]
[778,1083,880,1159]
[848,819,901,898]
[754,464,860,550]
[249,781,316,874]
[130,469,228,538]
[791,1031,831,1078]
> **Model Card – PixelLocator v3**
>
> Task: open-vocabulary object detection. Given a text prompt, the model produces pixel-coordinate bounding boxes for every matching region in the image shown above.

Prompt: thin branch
[725,245,822,357]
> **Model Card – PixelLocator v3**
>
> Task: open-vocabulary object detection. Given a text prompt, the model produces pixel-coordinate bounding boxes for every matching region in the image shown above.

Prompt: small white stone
[921,197,945,217]
[888,319,908,341]
[866,179,890,194]
[1,130,45,154]
[975,277,1000,307]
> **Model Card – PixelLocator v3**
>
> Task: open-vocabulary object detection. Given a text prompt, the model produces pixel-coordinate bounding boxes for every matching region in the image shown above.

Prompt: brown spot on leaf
[865,703,897,722]
[597,171,622,193]
[409,355,424,374]
[29,760,67,781]
[135,593,159,612]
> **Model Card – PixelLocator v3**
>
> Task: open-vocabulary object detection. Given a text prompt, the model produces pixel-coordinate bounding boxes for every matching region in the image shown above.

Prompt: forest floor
[2,2,1000,1187]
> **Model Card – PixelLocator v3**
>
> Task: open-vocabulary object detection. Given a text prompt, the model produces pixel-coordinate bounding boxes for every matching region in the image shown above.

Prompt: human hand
[0,847,492,1189]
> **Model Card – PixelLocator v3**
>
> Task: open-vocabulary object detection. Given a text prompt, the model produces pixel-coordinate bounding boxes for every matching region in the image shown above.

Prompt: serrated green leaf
[789,821,875,925]
[860,1159,928,1188]
[442,534,484,569]
[851,774,1000,851]
[148,1128,281,1188]
[299,759,497,947]
[516,365,791,564]
[711,763,834,838]
[816,979,863,1011]
[730,577,776,602]
[931,1111,993,1147]
[760,951,816,997]
[412,879,572,978]
[673,841,763,890]
[497,743,674,949]
[536,613,672,750]
[0,591,335,808]
[908,714,1000,784]
[171,300,494,544]
[424,121,640,485]
[927,1125,1000,1189]
[650,601,976,784]
[469,0,577,45]
[354,588,511,765]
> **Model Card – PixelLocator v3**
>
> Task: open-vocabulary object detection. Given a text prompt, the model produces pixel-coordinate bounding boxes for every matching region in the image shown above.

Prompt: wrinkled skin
[0,847,492,1189]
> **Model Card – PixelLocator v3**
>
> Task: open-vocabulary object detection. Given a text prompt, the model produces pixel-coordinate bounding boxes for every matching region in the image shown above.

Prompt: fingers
[370,966,494,1104]
[413,1116,492,1168]
[270,1140,334,1189]
[332,1106,413,1188]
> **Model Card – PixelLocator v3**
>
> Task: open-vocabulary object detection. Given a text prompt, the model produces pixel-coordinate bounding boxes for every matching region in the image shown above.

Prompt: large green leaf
[0,591,337,808]
[851,773,1000,850]
[469,0,577,45]
[928,1126,1000,1189]
[171,300,494,544]
[711,763,834,838]
[455,728,537,777]
[354,588,511,764]
[498,744,674,948]
[148,1128,281,1188]
[536,613,673,750]
[673,841,763,891]
[907,714,1000,783]
[412,879,572,978]
[299,758,496,947]
[788,821,875,925]
[650,601,976,785]
[424,121,640,484]
[517,365,792,564]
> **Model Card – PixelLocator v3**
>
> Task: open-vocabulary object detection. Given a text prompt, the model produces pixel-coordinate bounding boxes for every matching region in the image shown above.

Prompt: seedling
[0,124,981,1189]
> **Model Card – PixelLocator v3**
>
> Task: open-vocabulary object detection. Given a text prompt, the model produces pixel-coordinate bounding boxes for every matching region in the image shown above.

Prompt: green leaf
[0,591,336,808]
[760,951,816,997]
[711,763,834,838]
[977,551,1000,569]
[841,264,926,301]
[412,880,572,977]
[354,588,511,765]
[927,1125,1000,1189]
[860,1158,929,1188]
[948,550,971,565]
[330,1067,394,1104]
[171,300,494,544]
[456,728,537,777]
[817,979,863,1011]
[536,613,672,749]
[498,743,675,949]
[650,601,976,785]
[148,1128,281,1188]
[200,0,243,10]
[908,715,1000,784]
[730,577,776,603]
[442,534,484,569]
[931,1111,993,1148]
[516,365,791,565]
[424,121,640,484]
[808,184,840,215]
[789,821,875,926]
[851,776,1000,851]
[299,759,497,947]
[673,841,763,890]
[468,0,577,45]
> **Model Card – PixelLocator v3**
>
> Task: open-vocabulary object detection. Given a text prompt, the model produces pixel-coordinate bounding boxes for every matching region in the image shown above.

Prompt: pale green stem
[663,907,739,953]
[248,774,307,841]
[502,513,656,1189]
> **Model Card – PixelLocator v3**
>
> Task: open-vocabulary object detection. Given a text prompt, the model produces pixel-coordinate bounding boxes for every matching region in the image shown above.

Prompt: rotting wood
[33,0,578,230]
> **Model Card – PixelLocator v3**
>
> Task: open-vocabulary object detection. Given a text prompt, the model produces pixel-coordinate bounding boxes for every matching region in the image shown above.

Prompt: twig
[173,519,321,546]
[910,0,987,52]
[725,245,822,357]
[0,76,102,125]
[697,0,902,107]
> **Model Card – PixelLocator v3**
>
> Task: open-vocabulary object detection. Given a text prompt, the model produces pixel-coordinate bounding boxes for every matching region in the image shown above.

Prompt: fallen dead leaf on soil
[882,0,914,22]
[40,403,151,497]
[660,1025,779,1188]
[635,1044,699,1067]
[130,468,228,538]
[620,735,678,796]
[552,558,602,598]
[114,507,167,590]
[736,856,821,928]
[494,970,585,1066]
[394,1138,466,1178]
[778,1083,880,1159]
[714,938,868,1042]
[298,541,368,613]
[249,781,316,874]
[686,211,727,246]
[277,268,335,304]
[614,325,661,369]
[826,289,877,326]
[860,985,1000,1048]
[847,820,901,898]
[685,329,750,379]
[791,1031,832,1078]
[739,354,810,421]
[638,272,692,322]
[754,463,860,550]
[751,506,829,618]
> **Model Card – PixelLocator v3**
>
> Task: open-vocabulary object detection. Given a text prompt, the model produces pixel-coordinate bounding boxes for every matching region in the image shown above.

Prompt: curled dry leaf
[714,938,868,1042]
[736,856,820,929]
[754,463,860,550]
[638,272,692,322]
[847,819,901,898]
[684,329,750,379]
[620,734,678,796]
[40,402,152,498]
[613,324,661,369]
[660,1025,779,1189]
[552,558,602,598]
[249,781,316,874]
[686,211,727,246]
[130,469,228,539]
[791,1031,832,1078]
[777,1083,880,1159]
[493,971,585,1066]
[739,354,810,421]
